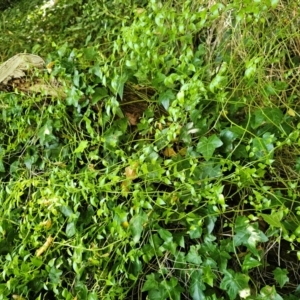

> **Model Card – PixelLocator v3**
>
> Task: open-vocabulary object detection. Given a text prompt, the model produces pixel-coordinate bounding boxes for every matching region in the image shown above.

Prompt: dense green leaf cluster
[1,0,300,299]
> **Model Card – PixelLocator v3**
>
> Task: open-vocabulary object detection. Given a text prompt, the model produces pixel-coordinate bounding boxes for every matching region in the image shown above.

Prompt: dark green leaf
[252,132,275,159]
[92,87,108,104]
[158,228,173,243]
[260,212,283,229]
[49,266,63,284]
[242,254,261,272]
[158,89,175,110]
[202,265,216,287]
[161,278,183,300]
[60,206,73,218]
[189,226,202,239]
[233,216,268,256]
[186,246,202,265]
[75,281,88,299]
[252,108,283,129]
[273,267,289,288]
[220,128,241,153]
[196,135,223,160]
[189,270,205,300]
[148,288,167,300]
[198,162,222,179]
[220,270,249,300]
[142,273,159,292]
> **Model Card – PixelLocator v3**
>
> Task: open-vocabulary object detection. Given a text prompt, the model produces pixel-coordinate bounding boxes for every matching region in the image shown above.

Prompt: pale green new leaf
[74,140,88,154]
[202,265,216,287]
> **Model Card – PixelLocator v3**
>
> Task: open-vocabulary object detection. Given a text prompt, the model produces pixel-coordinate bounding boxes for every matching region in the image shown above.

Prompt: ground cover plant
[1,0,300,299]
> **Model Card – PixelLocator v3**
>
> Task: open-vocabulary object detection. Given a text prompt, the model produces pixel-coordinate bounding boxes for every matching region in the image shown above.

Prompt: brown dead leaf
[28,82,66,98]
[100,252,110,258]
[40,219,52,229]
[46,61,55,73]
[135,8,145,14]
[125,112,139,125]
[178,147,187,156]
[12,296,26,300]
[36,236,53,257]
[156,122,163,130]
[125,166,138,179]
[121,180,130,197]
[171,194,179,204]
[163,147,177,157]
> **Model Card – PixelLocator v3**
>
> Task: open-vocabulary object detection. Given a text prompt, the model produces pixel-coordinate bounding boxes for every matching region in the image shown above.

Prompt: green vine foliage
[1,0,300,299]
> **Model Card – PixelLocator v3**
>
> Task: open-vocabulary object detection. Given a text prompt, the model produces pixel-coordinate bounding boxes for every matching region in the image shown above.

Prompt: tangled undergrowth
[1,0,300,299]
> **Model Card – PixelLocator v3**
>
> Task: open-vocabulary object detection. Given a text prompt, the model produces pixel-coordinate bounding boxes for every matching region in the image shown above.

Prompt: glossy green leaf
[66,222,76,237]
[158,228,173,243]
[252,108,283,129]
[189,270,205,300]
[242,254,261,272]
[161,277,183,300]
[202,265,216,287]
[186,246,202,265]
[260,212,283,229]
[196,135,223,160]
[60,206,73,218]
[49,266,63,284]
[148,288,167,300]
[220,270,249,300]
[75,281,88,299]
[87,292,98,300]
[158,89,175,110]
[189,226,202,239]
[129,211,148,244]
[142,274,159,292]
[220,128,240,153]
[233,216,268,256]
